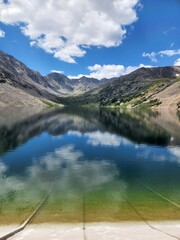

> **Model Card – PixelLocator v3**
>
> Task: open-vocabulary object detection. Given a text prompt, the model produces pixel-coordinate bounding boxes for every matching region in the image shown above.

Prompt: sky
[0,0,180,80]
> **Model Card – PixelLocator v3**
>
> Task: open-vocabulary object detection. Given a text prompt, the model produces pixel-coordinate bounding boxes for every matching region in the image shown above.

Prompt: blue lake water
[0,107,180,223]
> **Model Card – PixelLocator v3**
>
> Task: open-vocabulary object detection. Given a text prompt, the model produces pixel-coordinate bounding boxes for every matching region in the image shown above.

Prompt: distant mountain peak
[0,50,112,105]
[1,49,179,108]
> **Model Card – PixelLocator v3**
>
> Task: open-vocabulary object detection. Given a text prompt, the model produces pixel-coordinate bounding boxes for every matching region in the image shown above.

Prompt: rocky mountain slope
[46,73,105,96]
[0,82,47,107]
[0,50,180,109]
[0,50,108,106]
[0,51,56,101]
[62,66,180,110]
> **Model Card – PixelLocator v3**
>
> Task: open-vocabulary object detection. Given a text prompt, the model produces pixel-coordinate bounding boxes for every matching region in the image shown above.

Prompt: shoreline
[1,221,180,240]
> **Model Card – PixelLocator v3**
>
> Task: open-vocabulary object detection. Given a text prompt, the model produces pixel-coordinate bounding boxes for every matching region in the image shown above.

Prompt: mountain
[46,73,104,95]
[45,73,74,96]
[0,50,180,109]
[62,66,180,110]
[1,107,179,155]
[93,66,180,105]
[0,50,109,106]
[0,50,62,106]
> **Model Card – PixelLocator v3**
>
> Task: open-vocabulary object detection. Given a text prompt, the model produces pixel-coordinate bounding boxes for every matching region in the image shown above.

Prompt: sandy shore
[0,222,180,240]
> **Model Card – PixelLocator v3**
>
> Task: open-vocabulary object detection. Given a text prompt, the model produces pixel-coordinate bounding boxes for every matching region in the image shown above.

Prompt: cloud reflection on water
[29,145,126,192]
[0,145,127,206]
[169,147,180,164]
[68,130,132,147]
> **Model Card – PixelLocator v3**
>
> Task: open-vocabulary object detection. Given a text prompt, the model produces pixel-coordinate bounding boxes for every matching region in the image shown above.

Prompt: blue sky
[0,0,180,79]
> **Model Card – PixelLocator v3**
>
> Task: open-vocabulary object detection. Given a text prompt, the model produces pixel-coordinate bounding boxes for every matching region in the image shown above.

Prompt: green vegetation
[58,78,179,110]
[104,78,178,109]
[41,99,63,107]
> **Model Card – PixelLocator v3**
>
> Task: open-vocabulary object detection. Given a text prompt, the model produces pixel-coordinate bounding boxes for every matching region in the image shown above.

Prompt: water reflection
[0,107,179,155]
[0,107,180,224]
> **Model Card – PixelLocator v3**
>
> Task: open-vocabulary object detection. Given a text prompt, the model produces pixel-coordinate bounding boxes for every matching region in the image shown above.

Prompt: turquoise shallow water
[0,107,180,223]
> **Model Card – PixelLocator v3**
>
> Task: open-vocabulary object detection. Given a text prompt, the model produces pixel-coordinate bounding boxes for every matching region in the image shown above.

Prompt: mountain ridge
[60,65,180,110]
[0,50,109,101]
[0,50,180,109]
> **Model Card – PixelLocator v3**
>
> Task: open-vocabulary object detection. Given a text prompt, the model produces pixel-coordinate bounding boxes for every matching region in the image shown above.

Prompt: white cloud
[0,28,5,38]
[87,64,125,79]
[0,146,127,210]
[137,147,180,165]
[85,132,120,147]
[0,0,139,63]
[143,49,180,62]
[39,145,83,171]
[159,49,180,57]
[142,52,157,62]
[85,131,131,147]
[68,130,132,147]
[125,63,153,74]
[28,145,124,191]
[69,63,153,80]
[174,58,180,66]
[68,130,83,137]
[51,70,64,74]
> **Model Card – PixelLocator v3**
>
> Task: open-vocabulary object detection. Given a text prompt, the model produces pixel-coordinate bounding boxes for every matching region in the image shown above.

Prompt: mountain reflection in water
[0,107,180,224]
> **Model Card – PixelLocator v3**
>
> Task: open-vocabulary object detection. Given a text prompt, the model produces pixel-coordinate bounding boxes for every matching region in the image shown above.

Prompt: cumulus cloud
[159,49,180,57]
[0,28,5,38]
[88,132,122,147]
[69,63,153,80]
[51,70,64,74]
[137,146,180,165]
[142,52,157,62]
[174,58,180,66]
[0,146,117,197]
[0,146,127,215]
[86,64,126,79]
[143,49,180,62]
[0,0,139,63]
[68,130,132,147]
[26,145,126,195]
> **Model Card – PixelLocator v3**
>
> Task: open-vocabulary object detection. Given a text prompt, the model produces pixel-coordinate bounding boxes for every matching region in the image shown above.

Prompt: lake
[0,107,180,225]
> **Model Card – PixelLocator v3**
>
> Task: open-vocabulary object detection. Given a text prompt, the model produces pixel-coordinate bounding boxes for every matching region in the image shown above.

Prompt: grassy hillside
[59,77,180,110]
